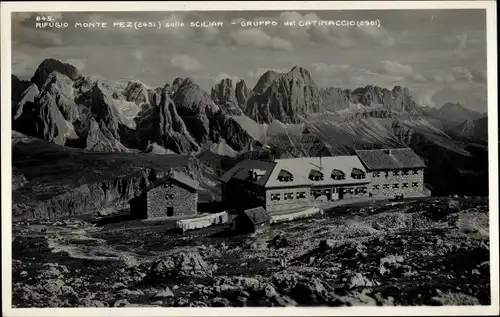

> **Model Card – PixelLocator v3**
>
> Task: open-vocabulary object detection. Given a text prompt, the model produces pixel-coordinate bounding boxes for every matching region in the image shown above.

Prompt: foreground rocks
[11,197,490,308]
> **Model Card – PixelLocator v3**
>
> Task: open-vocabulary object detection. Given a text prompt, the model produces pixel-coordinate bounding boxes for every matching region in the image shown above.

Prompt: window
[393,183,399,188]
[270,193,281,201]
[412,182,419,187]
[373,185,380,190]
[309,169,324,181]
[163,183,174,189]
[385,171,389,177]
[402,183,409,188]
[372,172,380,178]
[355,187,367,194]
[402,170,409,176]
[383,184,389,189]
[393,171,400,176]
[351,168,366,179]
[278,170,294,182]
[331,169,346,180]
[165,194,174,200]
[296,192,306,199]
[284,193,294,200]
[412,169,419,175]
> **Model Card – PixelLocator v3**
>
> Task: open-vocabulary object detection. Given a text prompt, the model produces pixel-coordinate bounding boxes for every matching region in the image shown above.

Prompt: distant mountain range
[11,58,489,199]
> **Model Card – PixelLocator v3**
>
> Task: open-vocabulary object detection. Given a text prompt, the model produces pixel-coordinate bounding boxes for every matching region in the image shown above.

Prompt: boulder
[149,251,214,281]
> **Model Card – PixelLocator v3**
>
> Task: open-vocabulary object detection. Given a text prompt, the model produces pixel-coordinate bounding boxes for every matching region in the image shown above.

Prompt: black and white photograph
[2,1,498,315]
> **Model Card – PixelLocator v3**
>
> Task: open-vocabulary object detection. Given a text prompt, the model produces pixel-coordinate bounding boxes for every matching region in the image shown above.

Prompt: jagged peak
[31,58,80,87]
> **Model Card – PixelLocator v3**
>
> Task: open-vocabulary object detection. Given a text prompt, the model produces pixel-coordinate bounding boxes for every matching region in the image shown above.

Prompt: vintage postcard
[1,1,498,316]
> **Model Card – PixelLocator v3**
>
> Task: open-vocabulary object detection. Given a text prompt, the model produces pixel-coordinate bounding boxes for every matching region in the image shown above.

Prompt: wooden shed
[230,207,271,234]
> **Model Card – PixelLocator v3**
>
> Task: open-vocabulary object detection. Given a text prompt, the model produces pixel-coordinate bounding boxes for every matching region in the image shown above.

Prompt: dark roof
[242,207,271,225]
[278,169,293,178]
[219,160,276,187]
[309,169,323,177]
[355,148,426,171]
[351,168,365,175]
[331,169,345,176]
[144,171,199,193]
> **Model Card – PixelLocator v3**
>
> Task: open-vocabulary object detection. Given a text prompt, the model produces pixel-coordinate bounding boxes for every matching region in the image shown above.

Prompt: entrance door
[338,188,344,200]
[167,207,174,217]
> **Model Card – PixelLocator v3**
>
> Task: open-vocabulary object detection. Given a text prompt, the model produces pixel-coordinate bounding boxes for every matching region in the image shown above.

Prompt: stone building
[220,148,428,213]
[355,148,427,198]
[220,155,372,212]
[129,171,199,219]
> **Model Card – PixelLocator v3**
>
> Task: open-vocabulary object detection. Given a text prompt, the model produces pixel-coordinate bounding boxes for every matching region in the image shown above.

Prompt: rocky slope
[12,131,200,219]
[456,116,488,141]
[422,102,484,133]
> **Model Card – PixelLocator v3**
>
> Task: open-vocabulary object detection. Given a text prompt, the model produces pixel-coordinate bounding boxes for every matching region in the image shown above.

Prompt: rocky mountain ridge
[11,59,257,156]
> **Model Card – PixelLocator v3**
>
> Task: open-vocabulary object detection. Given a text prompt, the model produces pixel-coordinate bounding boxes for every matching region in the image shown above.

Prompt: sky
[11,9,488,112]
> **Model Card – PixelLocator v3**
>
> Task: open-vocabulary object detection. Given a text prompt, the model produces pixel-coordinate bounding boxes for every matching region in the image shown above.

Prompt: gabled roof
[241,207,271,225]
[144,170,199,193]
[265,155,369,188]
[355,148,426,171]
[219,160,276,187]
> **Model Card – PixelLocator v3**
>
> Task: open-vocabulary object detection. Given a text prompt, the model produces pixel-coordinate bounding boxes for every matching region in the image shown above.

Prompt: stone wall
[265,186,313,212]
[146,181,197,218]
[368,168,424,197]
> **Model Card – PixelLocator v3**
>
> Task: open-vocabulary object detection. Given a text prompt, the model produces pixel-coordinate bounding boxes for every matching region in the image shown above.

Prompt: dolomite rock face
[235,79,252,111]
[245,66,322,124]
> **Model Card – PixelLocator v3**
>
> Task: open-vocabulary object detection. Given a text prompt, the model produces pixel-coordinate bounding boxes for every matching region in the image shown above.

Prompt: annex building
[220,147,427,212]
[129,170,199,219]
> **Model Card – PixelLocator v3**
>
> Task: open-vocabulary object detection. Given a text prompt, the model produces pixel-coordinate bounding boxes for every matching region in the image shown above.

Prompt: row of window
[373,182,419,190]
[372,170,420,178]
[270,191,307,201]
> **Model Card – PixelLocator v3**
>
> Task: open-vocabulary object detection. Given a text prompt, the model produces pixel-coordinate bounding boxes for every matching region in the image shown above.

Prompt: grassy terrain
[11,196,490,307]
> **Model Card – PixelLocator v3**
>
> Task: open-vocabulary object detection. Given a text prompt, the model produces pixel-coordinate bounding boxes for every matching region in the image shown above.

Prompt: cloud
[415,89,437,107]
[412,73,427,82]
[471,69,487,83]
[311,63,350,74]
[452,66,473,83]
[11,52,38,78]
[379,61,413,77]
[230,28,293,51]
[433,74,456,84]
[456,33,468,50]
[13,29,63,48]
[170,54,201,71]
[65,58,85,71]
[133,51,144,64]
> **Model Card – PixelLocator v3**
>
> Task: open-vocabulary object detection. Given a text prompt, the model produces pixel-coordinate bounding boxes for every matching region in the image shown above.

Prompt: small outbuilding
[230,206,271,234]
[129,170,199,219]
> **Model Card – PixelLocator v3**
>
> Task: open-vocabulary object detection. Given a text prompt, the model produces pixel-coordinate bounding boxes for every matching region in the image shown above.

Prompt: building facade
[355,148,426,198]
[220,148,427,213]
[130,171,199,219]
